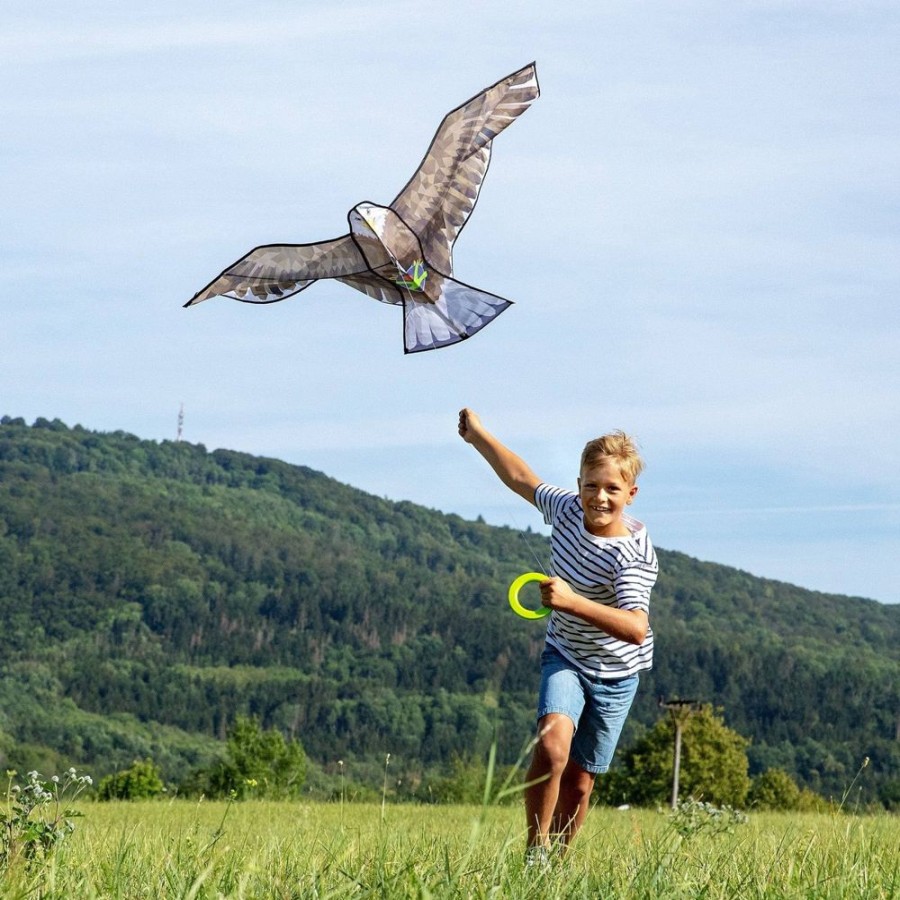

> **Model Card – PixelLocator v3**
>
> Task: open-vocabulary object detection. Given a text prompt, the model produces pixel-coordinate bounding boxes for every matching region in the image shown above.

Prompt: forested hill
[1,415,898,803]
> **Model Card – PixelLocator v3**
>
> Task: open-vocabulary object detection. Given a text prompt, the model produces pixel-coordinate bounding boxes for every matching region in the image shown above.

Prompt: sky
[2,1,898,604]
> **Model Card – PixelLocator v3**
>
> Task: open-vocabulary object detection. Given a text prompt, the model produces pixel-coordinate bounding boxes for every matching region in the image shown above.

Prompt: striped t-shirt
[534,482,657,678]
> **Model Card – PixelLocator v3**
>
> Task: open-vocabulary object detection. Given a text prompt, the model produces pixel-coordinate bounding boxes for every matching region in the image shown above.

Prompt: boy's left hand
[539,575,650,645]
[539,577,578,613]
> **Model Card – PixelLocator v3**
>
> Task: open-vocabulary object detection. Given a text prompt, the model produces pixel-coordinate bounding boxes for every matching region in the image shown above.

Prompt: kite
[184,62,540,353]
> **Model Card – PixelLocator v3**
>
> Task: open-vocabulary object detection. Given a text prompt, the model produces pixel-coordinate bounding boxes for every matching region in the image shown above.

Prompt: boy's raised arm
[458,408,541,505]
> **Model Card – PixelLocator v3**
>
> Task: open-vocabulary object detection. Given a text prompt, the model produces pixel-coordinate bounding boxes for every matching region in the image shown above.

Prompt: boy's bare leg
[551,759,596,851]
[524,714,575,849]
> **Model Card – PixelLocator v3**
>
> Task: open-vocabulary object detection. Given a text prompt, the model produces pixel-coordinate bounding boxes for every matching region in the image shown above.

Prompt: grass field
[2,800,899,898]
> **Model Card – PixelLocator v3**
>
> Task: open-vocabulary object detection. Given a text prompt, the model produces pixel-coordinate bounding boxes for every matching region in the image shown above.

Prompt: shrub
[97,759,165,801]
[182,716,306,800]
[749,768,802,810]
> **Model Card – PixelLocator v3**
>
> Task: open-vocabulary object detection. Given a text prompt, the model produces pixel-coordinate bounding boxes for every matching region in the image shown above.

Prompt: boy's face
[578,458,638,537]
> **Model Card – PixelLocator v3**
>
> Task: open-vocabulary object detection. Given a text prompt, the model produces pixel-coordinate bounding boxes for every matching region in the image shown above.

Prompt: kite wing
[184,237,367,306]
[390,62,539,276]
[336,273,402,305]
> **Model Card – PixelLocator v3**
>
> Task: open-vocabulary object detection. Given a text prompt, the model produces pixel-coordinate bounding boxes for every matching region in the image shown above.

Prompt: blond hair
[580,431,644,485]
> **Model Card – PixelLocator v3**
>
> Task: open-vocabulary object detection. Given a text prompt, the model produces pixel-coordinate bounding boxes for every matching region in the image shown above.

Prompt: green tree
[600,706,750,808]
[98,759,165,801]
[748,767,802,810]
[187,716,307,799]
[422,753,519,805]
[749,767,829,813]
[878,778,900,812]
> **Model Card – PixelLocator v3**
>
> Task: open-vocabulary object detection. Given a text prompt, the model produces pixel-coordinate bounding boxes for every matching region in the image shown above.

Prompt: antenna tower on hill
[176,402,184,442]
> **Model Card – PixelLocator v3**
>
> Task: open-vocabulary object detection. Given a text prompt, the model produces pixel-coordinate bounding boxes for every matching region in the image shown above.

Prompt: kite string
[507,502,550,577]
[390,255,442,354]
[388,244,467,351]
[467,459,549,576]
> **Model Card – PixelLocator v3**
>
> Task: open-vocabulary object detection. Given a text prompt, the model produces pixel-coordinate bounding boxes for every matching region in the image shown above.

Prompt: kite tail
[402,276,512,354]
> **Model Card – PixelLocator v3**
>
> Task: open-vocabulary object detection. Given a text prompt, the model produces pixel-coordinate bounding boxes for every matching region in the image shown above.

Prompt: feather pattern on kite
[184,63,540,353]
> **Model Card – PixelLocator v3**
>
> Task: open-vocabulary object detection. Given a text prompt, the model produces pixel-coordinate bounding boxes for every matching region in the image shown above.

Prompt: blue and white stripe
[535,483,657,678]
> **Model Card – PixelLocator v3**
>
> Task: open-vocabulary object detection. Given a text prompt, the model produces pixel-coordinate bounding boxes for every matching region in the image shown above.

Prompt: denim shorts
[537,643,639,774]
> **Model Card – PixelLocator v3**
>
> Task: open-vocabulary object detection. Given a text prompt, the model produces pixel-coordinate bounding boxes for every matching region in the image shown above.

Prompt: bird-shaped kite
[184,63,540,353]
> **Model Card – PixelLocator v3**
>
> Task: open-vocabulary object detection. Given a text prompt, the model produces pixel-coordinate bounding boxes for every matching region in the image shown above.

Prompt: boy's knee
[536,740,568,772]
[534,716,575,770]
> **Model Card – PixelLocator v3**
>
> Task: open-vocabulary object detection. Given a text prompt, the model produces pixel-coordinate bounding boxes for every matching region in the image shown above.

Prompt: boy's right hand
[458,407,483,444]
[458,407,541,503]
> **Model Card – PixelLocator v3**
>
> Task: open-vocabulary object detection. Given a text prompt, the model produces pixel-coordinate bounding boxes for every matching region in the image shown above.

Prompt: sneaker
[524,845,551,872]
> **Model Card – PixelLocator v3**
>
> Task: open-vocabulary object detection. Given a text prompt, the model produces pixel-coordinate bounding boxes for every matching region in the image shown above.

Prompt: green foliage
[601,706,751,808]
[425,754,491,805]
[748,767,798,810]
[747,769,800,810]
[746,767,827,811]
[184,716,306,800]
[879,778,900,812]
[0,662,221,786]
[1,767,91,871]
[97,759,165,801]
[419,753,521,805]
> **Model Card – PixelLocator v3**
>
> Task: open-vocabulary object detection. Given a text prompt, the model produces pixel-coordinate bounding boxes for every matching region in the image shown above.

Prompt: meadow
[2,800,899,899]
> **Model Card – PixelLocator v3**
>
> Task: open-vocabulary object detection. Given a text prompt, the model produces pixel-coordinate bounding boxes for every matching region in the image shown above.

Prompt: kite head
[349,202,390,241]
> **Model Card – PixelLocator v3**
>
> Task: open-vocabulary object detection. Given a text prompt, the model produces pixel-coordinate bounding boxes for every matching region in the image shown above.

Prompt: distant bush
[181,716,306,800]
[878,778,900,812]
[749,768,802,810]
[418,753,521,805]
[97,759,165,801]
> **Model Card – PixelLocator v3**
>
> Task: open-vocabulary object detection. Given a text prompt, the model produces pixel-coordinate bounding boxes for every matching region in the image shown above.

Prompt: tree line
[1,415,898,807]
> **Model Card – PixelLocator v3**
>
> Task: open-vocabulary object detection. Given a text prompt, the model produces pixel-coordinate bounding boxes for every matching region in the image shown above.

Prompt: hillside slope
[1,416,898,803]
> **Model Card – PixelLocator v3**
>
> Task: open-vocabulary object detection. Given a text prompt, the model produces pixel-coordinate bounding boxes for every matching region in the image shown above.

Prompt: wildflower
[1,767,89,862]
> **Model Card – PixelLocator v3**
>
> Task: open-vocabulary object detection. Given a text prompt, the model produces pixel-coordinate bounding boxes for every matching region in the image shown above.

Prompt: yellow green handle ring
[508,572,551,619]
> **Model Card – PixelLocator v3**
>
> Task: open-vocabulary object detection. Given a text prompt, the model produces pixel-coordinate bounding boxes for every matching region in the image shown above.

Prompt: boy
[458,408,657,864]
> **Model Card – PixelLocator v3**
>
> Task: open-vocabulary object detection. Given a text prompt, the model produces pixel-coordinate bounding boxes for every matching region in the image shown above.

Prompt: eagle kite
[185,63,540,353]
